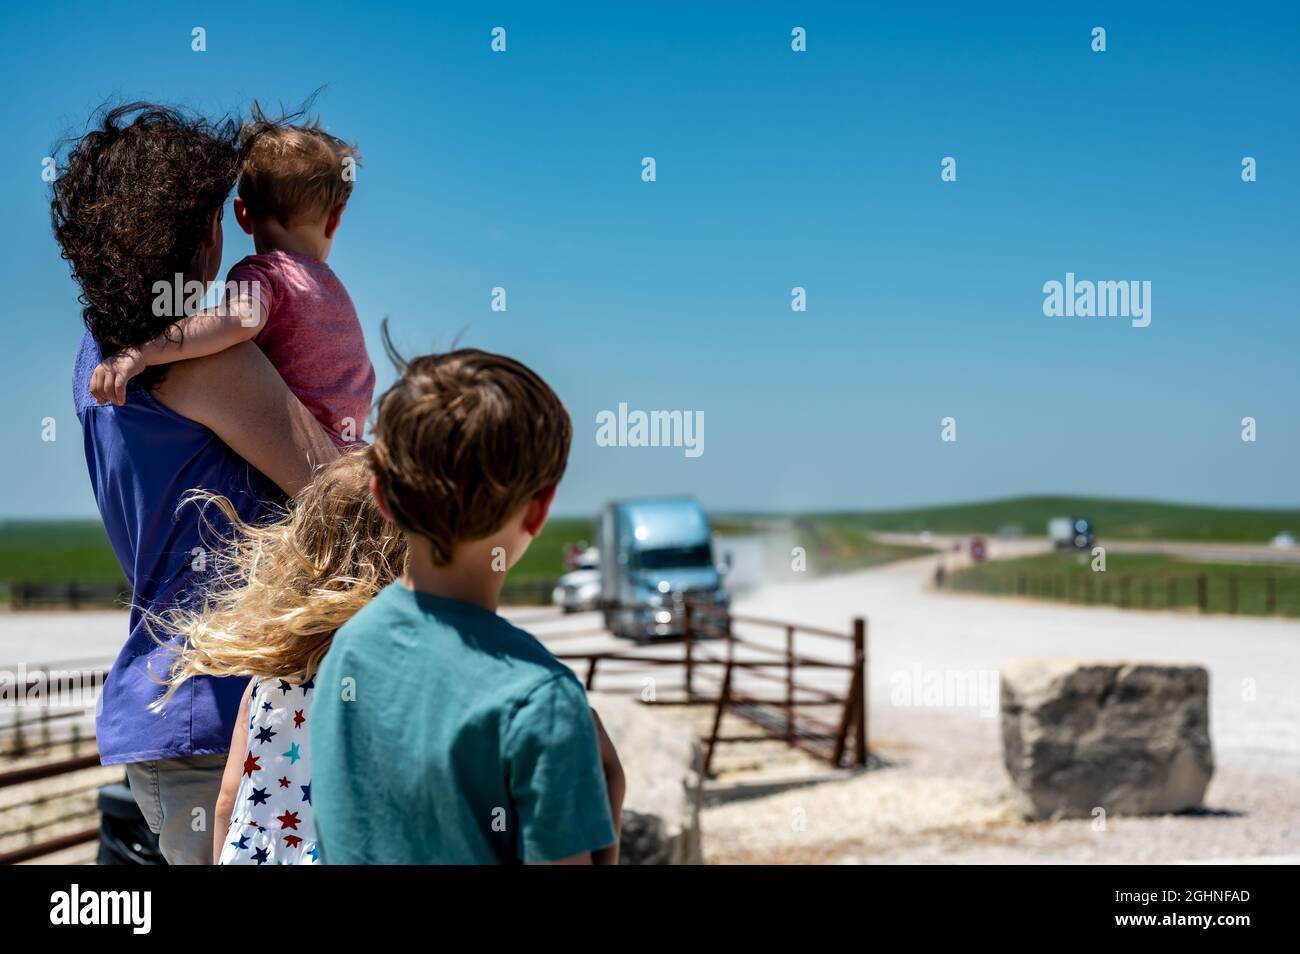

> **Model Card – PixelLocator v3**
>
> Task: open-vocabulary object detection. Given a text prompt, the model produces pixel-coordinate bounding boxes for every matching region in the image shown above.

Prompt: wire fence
[945,570,1300,616]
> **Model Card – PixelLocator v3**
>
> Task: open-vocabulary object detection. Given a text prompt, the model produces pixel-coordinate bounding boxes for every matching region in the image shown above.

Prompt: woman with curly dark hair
[52,103,338,864]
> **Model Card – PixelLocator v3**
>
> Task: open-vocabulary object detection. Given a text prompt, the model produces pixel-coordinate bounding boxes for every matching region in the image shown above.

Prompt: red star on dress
[284,834,303,849]
[277,810,301,831]
[242,752,261,778]
[278,776,291,788]
[293,709,305,728]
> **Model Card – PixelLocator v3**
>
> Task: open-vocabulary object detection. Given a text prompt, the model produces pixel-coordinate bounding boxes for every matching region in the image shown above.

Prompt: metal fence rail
[554,602,868,775]
[4,580,130,610]
[0,658,111,864]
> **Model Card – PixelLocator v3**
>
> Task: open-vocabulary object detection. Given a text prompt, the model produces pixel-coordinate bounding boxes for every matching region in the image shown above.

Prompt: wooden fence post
[682,600,694,701]
[784,625,795,744]
[703,627,736,778]
[854,617,868,767]
[833,619,868,768]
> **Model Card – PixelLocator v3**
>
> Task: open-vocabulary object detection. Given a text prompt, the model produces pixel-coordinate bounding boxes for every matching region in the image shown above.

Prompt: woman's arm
[154,341,339,497]
[213,680,254,863]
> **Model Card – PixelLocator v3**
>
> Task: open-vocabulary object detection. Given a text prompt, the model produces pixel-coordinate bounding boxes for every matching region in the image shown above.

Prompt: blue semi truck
[598,497,730,640]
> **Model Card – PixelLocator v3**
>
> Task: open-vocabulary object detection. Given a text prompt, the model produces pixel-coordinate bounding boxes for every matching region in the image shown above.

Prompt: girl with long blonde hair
[154,451,406,864]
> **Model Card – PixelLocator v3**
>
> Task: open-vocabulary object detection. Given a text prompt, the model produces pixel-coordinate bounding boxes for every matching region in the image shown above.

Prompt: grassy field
[0,520,126,584]
[0,517,596,589]
[806,496,1300,543]
[948,550,1300,617]
[506,517,593,585]
[4,494,1296,599]
[0,512,930,606]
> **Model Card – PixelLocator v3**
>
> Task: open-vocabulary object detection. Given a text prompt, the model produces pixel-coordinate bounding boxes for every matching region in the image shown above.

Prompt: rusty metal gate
[553,602,869,775]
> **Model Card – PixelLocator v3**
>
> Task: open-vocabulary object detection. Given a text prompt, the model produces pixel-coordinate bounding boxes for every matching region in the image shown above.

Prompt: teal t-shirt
[311,581,616,864]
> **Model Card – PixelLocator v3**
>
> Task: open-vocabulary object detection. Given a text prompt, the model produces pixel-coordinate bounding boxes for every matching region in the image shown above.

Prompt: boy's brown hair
[369,347,572,565]
[237,111,358,226]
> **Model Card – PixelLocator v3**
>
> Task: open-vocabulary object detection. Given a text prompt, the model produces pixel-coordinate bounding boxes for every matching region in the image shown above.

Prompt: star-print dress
[218,675,319,865]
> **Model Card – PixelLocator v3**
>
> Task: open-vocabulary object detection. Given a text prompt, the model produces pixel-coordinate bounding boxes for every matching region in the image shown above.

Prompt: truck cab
[598,497,729,640]
[1048,516,1095,551]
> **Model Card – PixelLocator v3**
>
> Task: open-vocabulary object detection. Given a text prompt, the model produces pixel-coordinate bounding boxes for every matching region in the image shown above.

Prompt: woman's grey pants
[124,753,227,865]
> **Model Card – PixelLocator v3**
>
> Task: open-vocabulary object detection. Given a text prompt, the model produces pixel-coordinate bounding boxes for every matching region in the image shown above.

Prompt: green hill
[797,496,1300,544]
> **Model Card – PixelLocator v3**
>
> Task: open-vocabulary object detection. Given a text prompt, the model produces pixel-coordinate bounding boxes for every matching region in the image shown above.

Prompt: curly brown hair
[50,103,242,374]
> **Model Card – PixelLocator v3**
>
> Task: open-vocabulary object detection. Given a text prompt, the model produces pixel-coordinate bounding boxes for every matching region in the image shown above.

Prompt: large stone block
[1000,659,1213,820]
[587,692,704,864]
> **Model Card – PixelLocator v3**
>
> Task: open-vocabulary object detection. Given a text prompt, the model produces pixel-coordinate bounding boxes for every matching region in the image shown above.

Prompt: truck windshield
[635,543,714,570]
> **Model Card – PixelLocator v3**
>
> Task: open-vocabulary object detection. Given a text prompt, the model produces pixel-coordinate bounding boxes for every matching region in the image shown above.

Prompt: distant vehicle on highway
[598,497,729,640]
[552,546,601,613]
[1271,532,1298,550]
[1048,516,1095,551]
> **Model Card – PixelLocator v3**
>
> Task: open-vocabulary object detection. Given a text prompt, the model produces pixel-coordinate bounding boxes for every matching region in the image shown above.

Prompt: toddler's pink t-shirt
[226,250,375,447]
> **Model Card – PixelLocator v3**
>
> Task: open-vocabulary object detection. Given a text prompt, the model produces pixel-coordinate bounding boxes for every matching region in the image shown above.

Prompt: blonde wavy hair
[152,450,407,706]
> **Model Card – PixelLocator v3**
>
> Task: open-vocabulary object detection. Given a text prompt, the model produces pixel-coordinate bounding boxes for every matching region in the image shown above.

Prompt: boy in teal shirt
[312,348,620,864]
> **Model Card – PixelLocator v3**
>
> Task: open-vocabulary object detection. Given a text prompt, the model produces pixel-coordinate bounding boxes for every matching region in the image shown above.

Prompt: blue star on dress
[283,742,302,764]
[248,787,270,806]
[300,782,312,805]
[254,725,277,744]
[253,847,269,865]
[229,833,249,851]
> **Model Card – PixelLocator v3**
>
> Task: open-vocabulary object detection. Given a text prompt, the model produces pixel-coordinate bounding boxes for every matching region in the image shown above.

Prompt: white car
[552,568,601,613]
[1271,532,1298,549]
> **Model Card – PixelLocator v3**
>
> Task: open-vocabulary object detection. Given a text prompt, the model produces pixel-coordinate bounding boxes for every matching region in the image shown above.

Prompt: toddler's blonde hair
[237,104,359,226]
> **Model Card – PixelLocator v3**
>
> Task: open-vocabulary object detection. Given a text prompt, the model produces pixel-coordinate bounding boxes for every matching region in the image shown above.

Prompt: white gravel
[699,550,1300,864]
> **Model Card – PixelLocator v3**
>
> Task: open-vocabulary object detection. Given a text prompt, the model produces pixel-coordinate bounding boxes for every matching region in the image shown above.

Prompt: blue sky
[2,1,1298,518]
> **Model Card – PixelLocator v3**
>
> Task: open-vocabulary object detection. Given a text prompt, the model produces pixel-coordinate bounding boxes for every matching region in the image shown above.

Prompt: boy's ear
[324,204,345,240]
[232,198,255,236]
[370,474,395,522]
[522,486,557,538]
